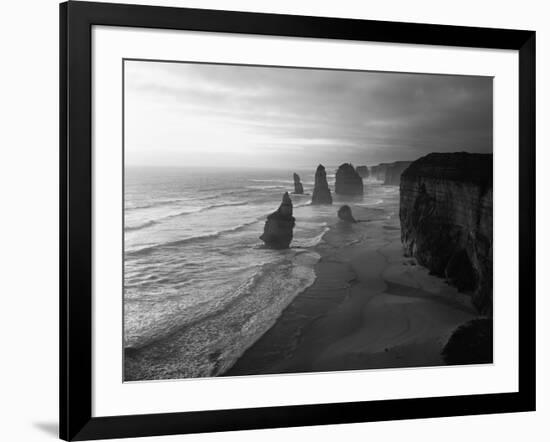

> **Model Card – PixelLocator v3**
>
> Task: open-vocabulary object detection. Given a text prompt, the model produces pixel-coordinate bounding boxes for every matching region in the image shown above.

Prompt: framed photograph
[60,1,536,440]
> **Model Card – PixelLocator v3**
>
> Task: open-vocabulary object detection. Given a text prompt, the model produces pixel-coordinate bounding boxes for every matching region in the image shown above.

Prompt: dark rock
[311,164,333,205]
[442,318,493,365]
[337,205,357,223]
[292,173,304,194]
[399,152,493,314]
[260,192,295,249]
[335,163,363,196]
[384,161,412,185]
[356,165,369,178]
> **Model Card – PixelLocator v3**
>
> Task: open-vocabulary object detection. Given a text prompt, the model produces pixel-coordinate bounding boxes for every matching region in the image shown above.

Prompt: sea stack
[260,192,295,249]
[337,205,357,223]
[356,165,369,178]
[293,173,304,194]
[335,163,363,196]
[399,152,493,313]
[311,164,333,205]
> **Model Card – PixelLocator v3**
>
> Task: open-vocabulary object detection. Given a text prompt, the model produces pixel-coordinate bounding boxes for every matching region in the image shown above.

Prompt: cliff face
[335,163,363,196]
[311,164,333,205]
[260,192,295,249]
[293,173,304,194]
[370,161,412,184]
[399,153,493,314]
[370,164,389,181]
[356,165,369,178]
[384,161,412,185]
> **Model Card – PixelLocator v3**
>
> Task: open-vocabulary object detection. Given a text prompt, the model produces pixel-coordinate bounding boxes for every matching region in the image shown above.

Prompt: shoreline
[224,199,479,377]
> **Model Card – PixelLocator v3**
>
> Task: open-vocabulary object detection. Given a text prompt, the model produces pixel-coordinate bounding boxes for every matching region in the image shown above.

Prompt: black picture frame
[60,1,536,440]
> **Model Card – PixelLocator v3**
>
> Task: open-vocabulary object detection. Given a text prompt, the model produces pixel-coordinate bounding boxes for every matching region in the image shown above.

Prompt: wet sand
[224,199,478,376]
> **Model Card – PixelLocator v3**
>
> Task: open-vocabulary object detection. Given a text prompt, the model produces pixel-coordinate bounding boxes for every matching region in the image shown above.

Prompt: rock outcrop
[442,318,493,365]
[370,163,390,181]
[311,164,333,205]
[384,161,412,185]
[399,152,493,313]
[337,205,357,223]
[370,161,412,184]
[292,173,304,194]
[356,165,369,178]
[260,192,295,249]
[335,163,363,196]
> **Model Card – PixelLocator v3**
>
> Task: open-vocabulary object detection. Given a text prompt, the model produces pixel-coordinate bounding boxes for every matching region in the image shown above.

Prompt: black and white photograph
[123,60,493,381]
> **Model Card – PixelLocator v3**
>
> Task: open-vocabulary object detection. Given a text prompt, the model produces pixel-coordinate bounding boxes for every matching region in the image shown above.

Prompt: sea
[124,166,397,379]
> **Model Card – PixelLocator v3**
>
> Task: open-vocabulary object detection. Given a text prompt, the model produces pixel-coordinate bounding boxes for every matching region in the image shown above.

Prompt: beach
[225,196,478,376]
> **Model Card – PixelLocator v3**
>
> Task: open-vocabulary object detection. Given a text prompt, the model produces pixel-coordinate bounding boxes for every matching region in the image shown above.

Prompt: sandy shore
[224,198,479,376]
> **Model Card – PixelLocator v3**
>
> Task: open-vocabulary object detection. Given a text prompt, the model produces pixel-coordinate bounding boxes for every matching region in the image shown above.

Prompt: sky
[124,60,492,169]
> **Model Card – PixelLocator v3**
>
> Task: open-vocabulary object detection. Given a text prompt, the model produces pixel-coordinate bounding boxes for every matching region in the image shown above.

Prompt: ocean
[124,166,397,379]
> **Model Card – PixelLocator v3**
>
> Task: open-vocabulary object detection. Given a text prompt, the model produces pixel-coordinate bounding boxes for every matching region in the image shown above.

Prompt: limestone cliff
[370,163,390,181]
[399,152,493,314]
[384,161,412,185]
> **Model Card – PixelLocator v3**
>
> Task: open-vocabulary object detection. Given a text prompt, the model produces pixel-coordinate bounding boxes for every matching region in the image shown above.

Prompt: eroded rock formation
[370,161,412,184]
[384,161,412,185]
[311,164,332,205]
[260,192,295,249]
[356,165,369,178]
[335,163,363,196]
[399,152,493,313]
[370,163,389,181]
[442,318,493,365]
[337,205,357,223]
[293,173,304,194]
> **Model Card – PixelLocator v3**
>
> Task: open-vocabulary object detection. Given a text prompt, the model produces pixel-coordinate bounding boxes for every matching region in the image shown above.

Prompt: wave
[125,201,249,232]
[125,220,159,231]
[293,225,330,248]
[127,189,255,210]
[126,199,319,255]
[249,179,294,184]
[126,218,262,257]
[126,198,188,211]
[124,251,319,378]
[164,201,249,219]
[246,185,288,191]
[355,199,384,207]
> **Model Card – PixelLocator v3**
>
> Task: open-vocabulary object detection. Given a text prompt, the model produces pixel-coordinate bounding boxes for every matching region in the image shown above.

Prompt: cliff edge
[399,152,493,313]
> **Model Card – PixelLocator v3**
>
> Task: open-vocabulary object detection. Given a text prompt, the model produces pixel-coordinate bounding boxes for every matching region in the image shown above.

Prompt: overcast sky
[124,60,492,168]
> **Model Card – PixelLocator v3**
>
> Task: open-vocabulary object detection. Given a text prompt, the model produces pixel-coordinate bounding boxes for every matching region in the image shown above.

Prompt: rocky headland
[356,165,369,178]
[293,173,304,194]
[370,161,412,184]
[335,163,364,196]
[384,161,412,185]
[370,163,390,181]
[442,318,493,365]
[311,164,333,205]
[260,192,295,249]
[399,152,493,313]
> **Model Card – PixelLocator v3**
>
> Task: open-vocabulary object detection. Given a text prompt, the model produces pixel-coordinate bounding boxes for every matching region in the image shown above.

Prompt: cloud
[125,60,492,168]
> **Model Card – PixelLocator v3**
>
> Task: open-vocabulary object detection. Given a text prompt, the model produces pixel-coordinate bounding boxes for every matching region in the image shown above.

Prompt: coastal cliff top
[402,152,492,187]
